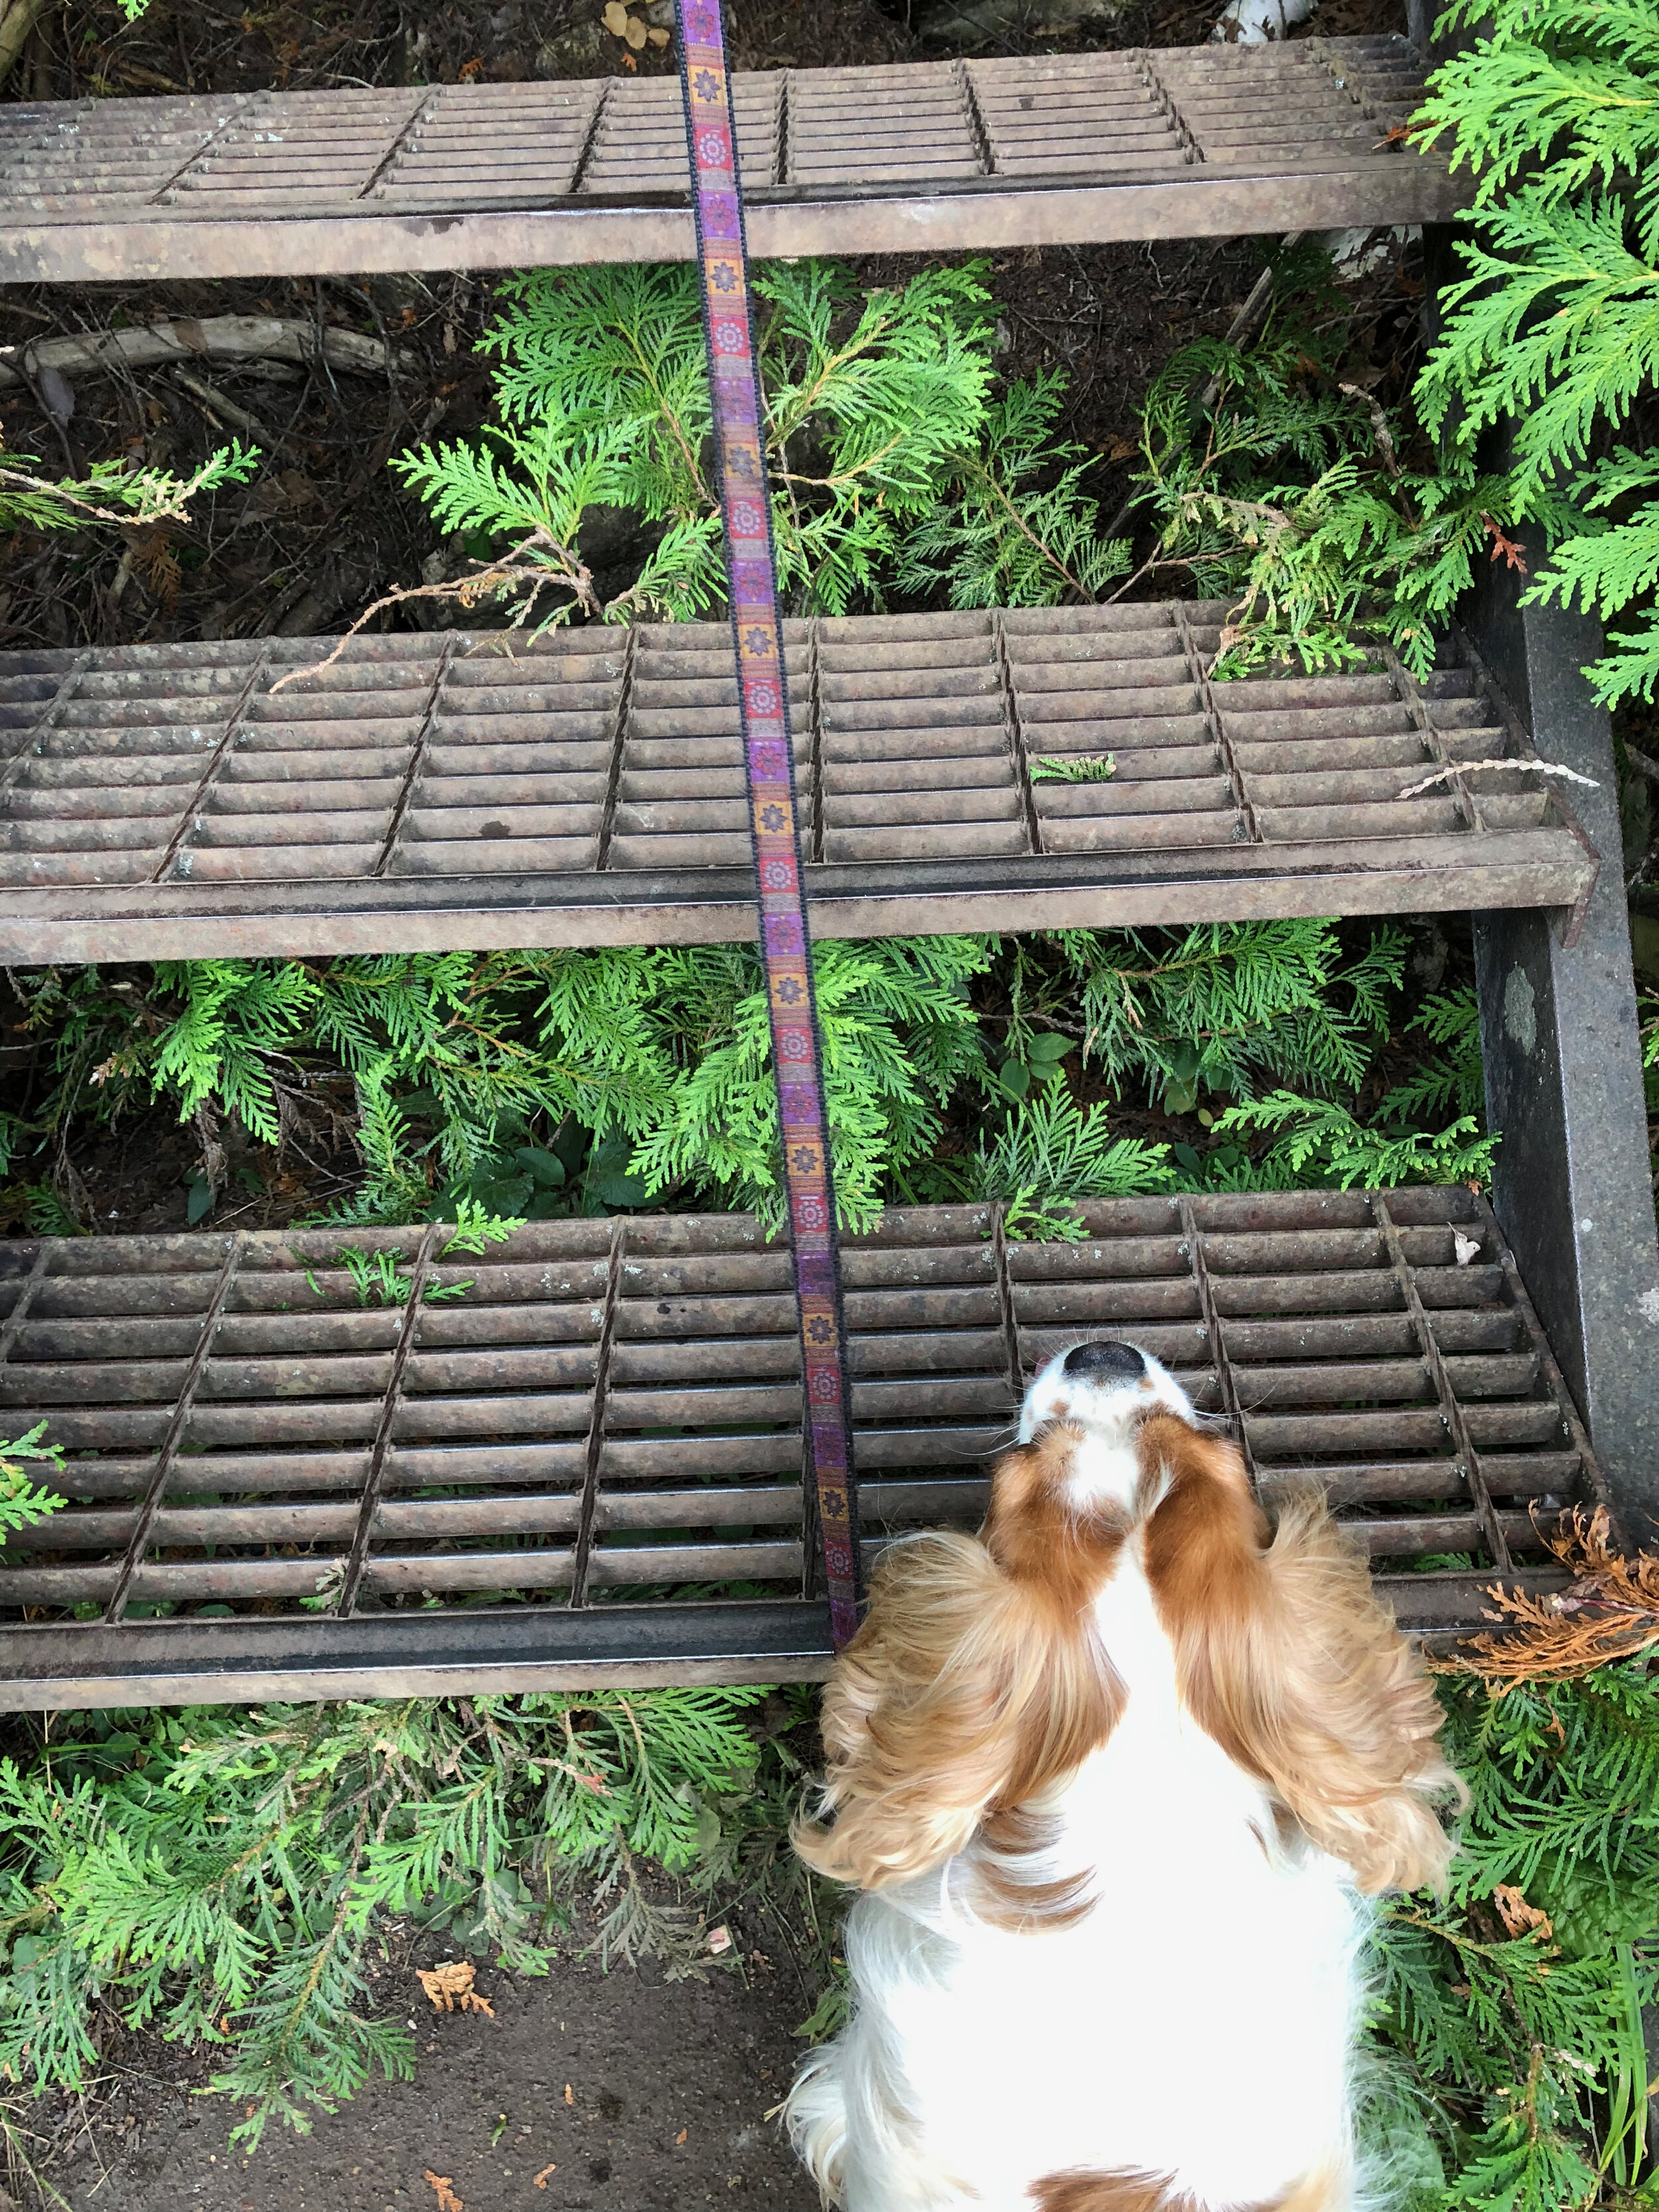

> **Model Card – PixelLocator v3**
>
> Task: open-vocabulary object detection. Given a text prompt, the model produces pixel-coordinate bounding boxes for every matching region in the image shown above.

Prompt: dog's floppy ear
[1141,1414,1463,1893]
[794,1434,1126,1891]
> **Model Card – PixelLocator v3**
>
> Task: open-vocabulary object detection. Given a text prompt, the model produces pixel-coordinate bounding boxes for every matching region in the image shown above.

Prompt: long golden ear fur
[793,1436,1127,1892]
[1140,1414,1464,1893]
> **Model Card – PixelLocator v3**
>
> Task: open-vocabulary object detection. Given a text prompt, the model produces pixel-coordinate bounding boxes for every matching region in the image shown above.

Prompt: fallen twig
[1398,757,1599,800]
[1338,380,1402,486]
[0,449,250,530]
[0,316,415,393]
[168,366,279,449]
[0,0,50,90]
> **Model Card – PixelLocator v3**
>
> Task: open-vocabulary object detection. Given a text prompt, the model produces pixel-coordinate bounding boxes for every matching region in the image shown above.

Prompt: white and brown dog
[786,1339,1461,2212]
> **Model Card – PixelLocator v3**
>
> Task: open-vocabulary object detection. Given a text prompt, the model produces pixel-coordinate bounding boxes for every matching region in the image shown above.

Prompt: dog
[786,1339,1462,2212]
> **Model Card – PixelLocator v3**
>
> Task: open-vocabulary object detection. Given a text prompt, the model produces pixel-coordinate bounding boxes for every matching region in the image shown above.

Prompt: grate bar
[334,1222,442,1614]
[1372,1191,1509,1571]
[373,637,460,877]
[102,1233,244,1621]
[569,1218,625,1607]
[149,643,275,884]
[1474,1194,1616,1532]
[1178,1196,1259,1486]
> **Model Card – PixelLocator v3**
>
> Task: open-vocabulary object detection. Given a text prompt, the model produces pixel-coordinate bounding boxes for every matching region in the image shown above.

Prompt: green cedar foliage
[1415,0,1659,708]
[998,921,1407,1114]
[1127,245,1516,680]
[5,942,996,1236]
[1370,1664,1659,2212]
[0,1424,64,1540]
[3,924,1494,1237]
[392,259,1129,622]
[0,441,257,539]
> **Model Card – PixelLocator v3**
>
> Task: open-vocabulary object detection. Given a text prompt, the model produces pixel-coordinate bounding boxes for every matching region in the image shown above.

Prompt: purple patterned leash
[676,1,862,1648]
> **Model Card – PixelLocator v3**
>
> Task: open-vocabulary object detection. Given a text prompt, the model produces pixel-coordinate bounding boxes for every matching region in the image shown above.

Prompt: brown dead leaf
[620,49,637,67]
[457,55,484,79]
[1492,1884,1553,1941]
[417,1960,494,2014]
[172,317,210,354]
[1481,513,1528,574]
[129,527,182,611]
[425,2175,463,2212]
[534,2167,557,2190]
[675,2129,687,2146]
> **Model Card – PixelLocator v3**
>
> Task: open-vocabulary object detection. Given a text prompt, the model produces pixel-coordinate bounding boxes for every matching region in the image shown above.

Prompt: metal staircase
[0,9,1654,1706]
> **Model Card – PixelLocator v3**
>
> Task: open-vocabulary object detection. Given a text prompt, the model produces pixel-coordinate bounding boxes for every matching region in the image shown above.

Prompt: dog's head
[794,1338,1461,1907]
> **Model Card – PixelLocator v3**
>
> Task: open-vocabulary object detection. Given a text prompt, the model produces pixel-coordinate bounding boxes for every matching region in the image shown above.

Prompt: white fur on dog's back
[787,1527,1369,2212]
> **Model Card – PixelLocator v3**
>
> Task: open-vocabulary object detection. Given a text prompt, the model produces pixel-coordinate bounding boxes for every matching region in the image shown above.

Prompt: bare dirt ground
[29,1902,819,2212]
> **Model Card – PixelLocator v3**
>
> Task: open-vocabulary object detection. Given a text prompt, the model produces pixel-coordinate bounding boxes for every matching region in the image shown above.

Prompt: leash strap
[677,3,863,1648]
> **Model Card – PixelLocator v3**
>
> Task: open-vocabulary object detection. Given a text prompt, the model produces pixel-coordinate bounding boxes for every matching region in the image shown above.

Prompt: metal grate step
[0,38,1461,281]
[0,603,1594,964]
[0,1188,1603,1706]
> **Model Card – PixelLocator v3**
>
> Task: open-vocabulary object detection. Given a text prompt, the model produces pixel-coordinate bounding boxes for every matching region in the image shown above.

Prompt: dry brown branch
[267,530,599,694]
[1430,1506,1659,1685]
[0,316,415,393]
[1338,380,1404,486]
[0,0,50,90]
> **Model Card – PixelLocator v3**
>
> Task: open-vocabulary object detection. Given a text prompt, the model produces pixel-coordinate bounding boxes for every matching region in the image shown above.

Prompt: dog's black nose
[1062,1339,1147,1382]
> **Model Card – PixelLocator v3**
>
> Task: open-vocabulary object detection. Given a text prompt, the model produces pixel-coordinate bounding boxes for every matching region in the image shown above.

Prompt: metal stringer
[677,0,863,1647]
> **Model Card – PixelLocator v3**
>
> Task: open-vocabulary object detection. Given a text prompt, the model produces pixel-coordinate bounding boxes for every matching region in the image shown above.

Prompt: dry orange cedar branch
[1431,1507,1659,1686]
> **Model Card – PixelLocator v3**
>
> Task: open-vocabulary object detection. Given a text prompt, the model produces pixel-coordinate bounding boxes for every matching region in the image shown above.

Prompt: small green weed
[1029,753,1117,783]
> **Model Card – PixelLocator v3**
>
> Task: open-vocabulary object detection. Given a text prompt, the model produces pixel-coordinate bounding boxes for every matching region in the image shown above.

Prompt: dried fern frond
[1434,1507,1659,1684]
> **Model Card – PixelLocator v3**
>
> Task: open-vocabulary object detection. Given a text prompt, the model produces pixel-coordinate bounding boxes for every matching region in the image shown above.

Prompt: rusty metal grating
[0,1189,1603,1708]
[0,602,1594,964]
[0,38,1463,281]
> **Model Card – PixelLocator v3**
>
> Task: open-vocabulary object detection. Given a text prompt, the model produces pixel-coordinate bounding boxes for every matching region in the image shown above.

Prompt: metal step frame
[0,1189,1608,1708]
[0,39,1461,281]
[0,602,1595,963]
